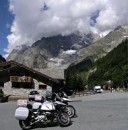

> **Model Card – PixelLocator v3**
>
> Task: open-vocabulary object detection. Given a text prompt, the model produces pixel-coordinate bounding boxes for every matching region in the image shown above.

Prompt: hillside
[88,39,128,87]
[65,39,128,90]
[0,55,6,63]
[72,26,128,65]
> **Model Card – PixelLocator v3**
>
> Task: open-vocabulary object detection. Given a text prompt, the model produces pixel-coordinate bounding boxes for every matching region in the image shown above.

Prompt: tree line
[65,39,128,91]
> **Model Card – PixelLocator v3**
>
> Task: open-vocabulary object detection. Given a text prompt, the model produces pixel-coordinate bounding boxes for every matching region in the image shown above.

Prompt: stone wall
[2,79,52,96]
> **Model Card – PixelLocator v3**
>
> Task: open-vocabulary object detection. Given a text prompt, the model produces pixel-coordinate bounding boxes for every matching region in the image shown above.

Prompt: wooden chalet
[0,61,61,95]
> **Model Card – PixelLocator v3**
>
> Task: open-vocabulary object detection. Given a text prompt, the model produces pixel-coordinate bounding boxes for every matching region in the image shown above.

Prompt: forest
[65,39,128,91]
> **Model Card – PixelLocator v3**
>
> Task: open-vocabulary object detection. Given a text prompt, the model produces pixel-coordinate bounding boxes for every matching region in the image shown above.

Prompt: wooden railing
[10,76,32,82]
[71,90,95,98]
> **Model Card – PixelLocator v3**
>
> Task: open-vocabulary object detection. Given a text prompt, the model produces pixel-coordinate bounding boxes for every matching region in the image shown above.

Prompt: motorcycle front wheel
[19,119,32,130]
[57,112,71,127]
[67,105,76,118]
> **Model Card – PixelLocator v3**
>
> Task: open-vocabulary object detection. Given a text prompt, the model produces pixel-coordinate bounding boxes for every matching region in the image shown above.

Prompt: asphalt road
[0,92,128,130]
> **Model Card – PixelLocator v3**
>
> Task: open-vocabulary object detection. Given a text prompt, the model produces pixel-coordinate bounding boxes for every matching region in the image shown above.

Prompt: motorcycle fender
[55,101,66,106]
[15,107,29,120]
[62,98,71,102]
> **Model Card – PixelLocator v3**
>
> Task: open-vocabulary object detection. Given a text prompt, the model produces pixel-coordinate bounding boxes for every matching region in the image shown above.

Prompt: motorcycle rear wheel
[19,119,32,130]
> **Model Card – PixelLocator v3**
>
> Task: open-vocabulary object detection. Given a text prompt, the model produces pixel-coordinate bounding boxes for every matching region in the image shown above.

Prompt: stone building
[0,61,61,96]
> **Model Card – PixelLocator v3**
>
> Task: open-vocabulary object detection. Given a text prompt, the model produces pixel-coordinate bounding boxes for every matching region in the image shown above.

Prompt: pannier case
[15,107,29,120]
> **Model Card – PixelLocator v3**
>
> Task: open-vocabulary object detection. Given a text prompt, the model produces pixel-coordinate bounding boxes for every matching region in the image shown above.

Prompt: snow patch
[62,50,76,55]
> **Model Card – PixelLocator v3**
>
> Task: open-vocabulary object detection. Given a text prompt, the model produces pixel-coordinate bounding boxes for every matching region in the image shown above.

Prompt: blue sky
[0,0,13,56]
[0,0,128,58]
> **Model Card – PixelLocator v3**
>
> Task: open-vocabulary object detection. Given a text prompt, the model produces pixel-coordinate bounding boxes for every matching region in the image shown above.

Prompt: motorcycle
[15,99,71,130]
[46,91,76,118]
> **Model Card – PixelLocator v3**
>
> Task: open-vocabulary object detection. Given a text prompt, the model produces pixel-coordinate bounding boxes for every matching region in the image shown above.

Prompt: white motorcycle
[15,99,71,130]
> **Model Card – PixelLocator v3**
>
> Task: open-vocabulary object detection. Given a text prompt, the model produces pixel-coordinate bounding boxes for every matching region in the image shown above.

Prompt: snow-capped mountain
[72,26,128,66]
[7,26,128,79]
[7,32,100,78]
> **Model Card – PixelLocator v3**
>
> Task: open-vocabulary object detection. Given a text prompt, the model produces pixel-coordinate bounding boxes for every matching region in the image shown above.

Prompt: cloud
[5,0,128,55]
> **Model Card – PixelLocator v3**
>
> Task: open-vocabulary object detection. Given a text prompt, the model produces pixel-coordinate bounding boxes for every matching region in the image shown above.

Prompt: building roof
[0,60,60,86]
[36,68,64,80]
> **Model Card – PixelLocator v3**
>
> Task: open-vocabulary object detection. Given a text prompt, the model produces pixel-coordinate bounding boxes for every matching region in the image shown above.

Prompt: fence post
[79,91,80,97]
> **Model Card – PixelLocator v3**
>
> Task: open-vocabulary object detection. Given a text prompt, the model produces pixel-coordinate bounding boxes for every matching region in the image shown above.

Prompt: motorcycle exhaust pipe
[30,118,42,125]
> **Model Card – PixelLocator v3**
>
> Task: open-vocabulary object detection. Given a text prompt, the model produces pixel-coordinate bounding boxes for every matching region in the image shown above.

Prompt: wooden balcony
[10,76,32,82]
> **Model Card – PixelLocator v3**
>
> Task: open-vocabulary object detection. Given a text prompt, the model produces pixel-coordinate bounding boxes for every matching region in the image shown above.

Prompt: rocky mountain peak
[7,32,99,76]
[72,25,128,66]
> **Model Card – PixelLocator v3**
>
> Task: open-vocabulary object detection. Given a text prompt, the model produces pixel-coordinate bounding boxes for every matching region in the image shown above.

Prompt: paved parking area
[0,92,128,130]
[70,91,128,101]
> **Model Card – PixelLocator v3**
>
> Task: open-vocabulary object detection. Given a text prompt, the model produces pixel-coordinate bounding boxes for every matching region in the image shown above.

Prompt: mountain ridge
[7,32,99,78]
[71,25,128,66]
[6,26,128,79]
